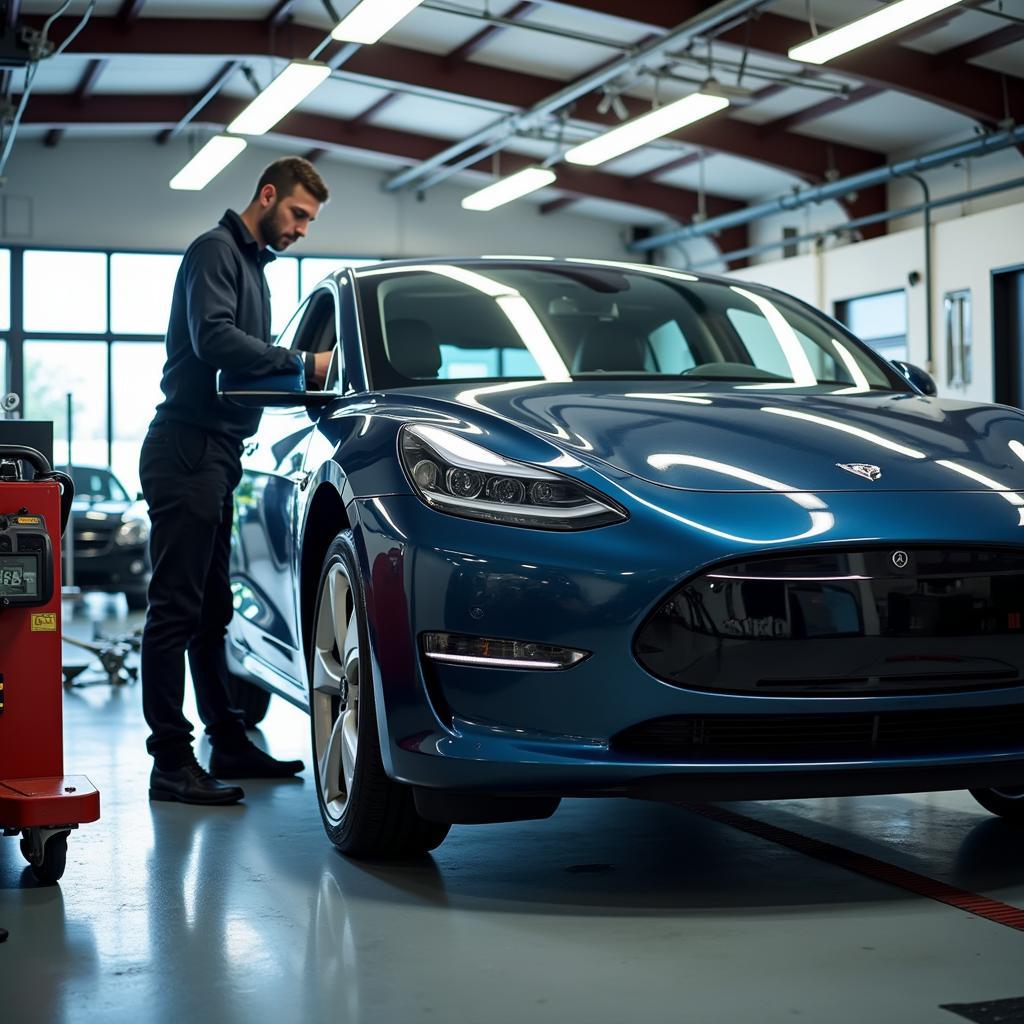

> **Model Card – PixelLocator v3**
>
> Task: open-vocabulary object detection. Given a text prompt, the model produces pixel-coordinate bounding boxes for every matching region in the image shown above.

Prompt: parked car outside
[68,465,151,611]
[220,257,1024,858]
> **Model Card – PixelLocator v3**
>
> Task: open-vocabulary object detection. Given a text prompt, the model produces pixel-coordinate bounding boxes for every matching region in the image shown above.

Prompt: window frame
[833,288,909,362]
[3,246,373,466]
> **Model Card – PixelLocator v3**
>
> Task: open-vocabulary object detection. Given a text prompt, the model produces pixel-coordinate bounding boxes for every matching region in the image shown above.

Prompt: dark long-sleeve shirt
[152,209,303,441]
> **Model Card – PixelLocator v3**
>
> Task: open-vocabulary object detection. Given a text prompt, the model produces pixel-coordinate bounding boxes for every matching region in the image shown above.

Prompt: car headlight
[400,424,627,530]
[114,517,150,547]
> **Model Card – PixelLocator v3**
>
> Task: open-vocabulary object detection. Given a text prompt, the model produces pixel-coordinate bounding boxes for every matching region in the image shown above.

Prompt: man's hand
[308,350,332,390]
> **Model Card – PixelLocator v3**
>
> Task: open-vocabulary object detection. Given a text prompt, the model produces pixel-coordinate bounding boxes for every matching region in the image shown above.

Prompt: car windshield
[355,261,906,394]
[70,466,129,502]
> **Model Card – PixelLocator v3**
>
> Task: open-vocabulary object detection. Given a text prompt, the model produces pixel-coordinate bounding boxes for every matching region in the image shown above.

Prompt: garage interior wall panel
[0,140,630,260]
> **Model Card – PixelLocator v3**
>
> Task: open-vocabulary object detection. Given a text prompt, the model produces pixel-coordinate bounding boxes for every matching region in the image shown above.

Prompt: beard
[259,201,299,251]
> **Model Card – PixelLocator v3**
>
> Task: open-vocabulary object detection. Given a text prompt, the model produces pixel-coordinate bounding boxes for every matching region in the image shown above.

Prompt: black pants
[139,420,249,769]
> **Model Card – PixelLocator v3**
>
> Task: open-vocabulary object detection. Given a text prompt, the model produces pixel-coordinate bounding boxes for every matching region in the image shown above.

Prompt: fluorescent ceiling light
[564,93,729,167]
[170,136,247,191]
[788,0,963,64]
[331,0,424,44]
[461,167,557,212]
[227,61,331,136]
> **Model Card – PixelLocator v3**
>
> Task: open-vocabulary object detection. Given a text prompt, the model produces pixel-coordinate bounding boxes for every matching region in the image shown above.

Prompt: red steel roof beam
[39,17,884,189]
[443,1,539,66]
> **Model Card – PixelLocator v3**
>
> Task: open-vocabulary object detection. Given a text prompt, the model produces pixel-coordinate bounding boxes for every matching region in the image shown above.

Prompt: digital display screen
[0,556,38,597]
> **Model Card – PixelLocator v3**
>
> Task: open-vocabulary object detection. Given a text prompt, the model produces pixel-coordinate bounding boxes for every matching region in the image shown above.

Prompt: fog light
[130,560,145,574]
[422,632,588,670]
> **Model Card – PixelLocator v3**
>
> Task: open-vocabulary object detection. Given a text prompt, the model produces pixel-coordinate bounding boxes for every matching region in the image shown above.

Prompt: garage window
[111,341,166,495]
[265,257,299,335]
[0,248,10,333]
[23,339,109,469]
[111,253,181,335]
[23,250,107,334]
[834,290,907,361]
[5,247,373,478]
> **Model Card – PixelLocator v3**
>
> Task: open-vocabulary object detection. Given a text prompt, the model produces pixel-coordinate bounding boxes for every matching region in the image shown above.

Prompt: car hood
[71,499,131,520]
[410,381,1024,493]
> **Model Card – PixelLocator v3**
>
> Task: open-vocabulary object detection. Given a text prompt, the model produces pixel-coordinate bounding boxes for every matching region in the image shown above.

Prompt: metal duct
[630,123,1024,252]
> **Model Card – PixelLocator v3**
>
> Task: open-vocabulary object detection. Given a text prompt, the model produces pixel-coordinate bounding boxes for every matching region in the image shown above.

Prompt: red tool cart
[0,445,100,884]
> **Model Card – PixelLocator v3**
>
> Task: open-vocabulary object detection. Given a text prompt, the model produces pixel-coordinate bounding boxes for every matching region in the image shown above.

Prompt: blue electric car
[221,257,1024,858]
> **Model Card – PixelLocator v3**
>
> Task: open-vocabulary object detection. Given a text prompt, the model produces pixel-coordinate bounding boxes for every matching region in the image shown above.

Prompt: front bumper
[352,489,1024,799]
[72,544,150,593]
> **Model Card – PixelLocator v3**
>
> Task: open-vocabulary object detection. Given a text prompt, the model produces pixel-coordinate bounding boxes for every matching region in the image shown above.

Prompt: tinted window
[71,467,128,502]
[356,263,903,394]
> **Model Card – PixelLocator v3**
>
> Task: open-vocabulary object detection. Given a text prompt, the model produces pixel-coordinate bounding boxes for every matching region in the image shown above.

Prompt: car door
[230,286,340,689]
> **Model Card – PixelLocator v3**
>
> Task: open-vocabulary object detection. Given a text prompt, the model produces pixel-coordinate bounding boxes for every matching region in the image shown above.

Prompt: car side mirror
[217,367,334,409]
[891,360,938,397]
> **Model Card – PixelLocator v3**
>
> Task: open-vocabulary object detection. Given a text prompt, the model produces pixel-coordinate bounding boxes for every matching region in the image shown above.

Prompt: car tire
[308,531,450,859]
[969,786,1024,823]
[225,672,273,729]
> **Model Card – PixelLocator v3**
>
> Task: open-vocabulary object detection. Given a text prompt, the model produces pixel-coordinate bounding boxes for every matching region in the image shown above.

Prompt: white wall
[0,137,635,259]
[727,196,1024,404]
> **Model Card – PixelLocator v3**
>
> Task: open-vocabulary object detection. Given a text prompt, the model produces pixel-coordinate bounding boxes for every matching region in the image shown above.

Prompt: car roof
[342,256,736,289]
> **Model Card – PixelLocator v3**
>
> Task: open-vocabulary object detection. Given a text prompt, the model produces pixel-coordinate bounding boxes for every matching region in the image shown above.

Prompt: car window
[727,308,842,381]
[356,264,904,394]
[325,344,344,391]
[647,320,696,374]
[71,467,128,501]
[283,291,336,355]
[274,295,311,351]
[276,287,344,391]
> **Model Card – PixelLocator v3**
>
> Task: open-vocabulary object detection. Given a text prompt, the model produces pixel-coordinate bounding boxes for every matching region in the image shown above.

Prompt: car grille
[610,704,1024,760]
[635,546,1024,697]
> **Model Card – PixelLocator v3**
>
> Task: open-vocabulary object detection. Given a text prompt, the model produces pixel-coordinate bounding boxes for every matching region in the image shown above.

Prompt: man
[140,157,331,805]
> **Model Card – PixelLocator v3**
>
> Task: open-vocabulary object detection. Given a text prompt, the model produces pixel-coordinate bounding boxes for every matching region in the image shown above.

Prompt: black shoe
[209,743,305,780]
[149,760,245,805]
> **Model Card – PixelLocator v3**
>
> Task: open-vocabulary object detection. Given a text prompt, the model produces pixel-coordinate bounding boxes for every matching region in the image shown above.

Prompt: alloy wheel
[311,561,361,825]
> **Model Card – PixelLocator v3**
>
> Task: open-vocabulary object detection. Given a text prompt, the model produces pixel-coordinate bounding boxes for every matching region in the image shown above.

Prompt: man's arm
[185,238,300,376]
[302,351,333,389]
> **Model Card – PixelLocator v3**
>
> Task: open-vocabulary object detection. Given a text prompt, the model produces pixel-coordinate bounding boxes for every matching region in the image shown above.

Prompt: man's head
[247,157,329,252]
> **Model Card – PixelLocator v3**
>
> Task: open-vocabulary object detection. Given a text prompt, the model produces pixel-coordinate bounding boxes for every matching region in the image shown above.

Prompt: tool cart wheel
[19,829,69,885]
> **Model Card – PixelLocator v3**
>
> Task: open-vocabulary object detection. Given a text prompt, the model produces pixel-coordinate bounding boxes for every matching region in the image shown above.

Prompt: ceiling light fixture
[788,0,963,65]
[461,167,557,211]
[564,93,729,167]
[227,61,331,136]
[331,0,425,44]
[170,136,247,191]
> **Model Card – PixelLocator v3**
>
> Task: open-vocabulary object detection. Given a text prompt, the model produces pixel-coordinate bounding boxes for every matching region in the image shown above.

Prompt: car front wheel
[970,786,1024,823]
[308,531,450,858]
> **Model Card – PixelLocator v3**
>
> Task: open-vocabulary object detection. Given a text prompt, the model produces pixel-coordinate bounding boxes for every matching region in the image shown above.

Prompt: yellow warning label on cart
[31,613,57,632]
[16,517,40,524]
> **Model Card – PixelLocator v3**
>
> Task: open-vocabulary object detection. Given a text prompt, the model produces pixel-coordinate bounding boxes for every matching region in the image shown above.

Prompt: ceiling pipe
[382,0,766,194]
[630,123,1024,253]
[687,173,1024,268]
[904,173,933,372]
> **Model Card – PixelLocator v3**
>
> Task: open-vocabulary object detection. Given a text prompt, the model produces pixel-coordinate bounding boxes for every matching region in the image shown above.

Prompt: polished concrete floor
[1,596,1024,1024]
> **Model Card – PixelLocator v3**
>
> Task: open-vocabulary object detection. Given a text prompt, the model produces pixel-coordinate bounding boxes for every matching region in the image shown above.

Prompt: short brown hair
[254,157,329,204]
